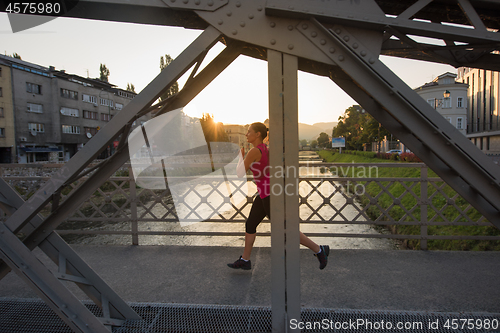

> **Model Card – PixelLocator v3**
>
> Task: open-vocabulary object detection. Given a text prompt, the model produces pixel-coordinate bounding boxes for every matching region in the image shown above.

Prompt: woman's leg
[299,232,320,253]
[242,233,257,260]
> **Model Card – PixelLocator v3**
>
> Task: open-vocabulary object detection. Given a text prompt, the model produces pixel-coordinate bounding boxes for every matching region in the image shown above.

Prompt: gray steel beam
[268,49,287,333]
[0,222,110,333]
[268,49,301,332]
[298,19,500,226]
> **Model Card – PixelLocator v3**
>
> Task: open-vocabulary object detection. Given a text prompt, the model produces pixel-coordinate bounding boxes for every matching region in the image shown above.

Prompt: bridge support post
[268,49,301,332]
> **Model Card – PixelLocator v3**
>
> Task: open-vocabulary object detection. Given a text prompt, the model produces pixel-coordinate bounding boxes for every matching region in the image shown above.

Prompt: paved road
[1,245,499,314]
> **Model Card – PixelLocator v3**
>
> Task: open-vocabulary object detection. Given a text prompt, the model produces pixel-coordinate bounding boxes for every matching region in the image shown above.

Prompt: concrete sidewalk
[0,245,499,314]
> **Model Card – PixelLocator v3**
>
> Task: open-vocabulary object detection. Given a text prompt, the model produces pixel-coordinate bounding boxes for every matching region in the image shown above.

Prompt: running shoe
[314,245,330,270]
[227,256,251,270]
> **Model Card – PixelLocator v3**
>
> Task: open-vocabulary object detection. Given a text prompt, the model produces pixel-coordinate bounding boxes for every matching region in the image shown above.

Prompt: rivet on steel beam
[270,22,276,28]
[227,11,232,16]
[369,58,376,64]
[236,1,241,7]
[182,0,188,4]
[194,0,200,4]
[329,47,335,53]
[353,43,359,49]
[207,0,213,6]
[218,19,223,25]
[320,39,326,45]
[72,315,77,319]
[270,39,276,45]
[360,50,367,57]
[389,90,394,95]
[240,22,245,27]
[249,14,254,19]
[302,23,308,30]
[338,55,344,61]
[232,30,237,35]
[62,304,67,308]
[335,28,341,34]
[257,6,262,11]
[348,14,354,18]
[289,6,294,10]
[311,32,317,37]
[288,25,294,31]
[344,36,350,42]
[288,44,294,50]
[170,0,176,2]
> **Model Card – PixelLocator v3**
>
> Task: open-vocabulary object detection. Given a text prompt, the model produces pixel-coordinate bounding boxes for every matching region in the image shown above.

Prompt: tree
[99,64,110,82]
[159,54,179,101]
[332,105,391,150]
[300,139,308,146]
[12,53,21,59]
[126,83,136,93]
[311,140,318,148]
[200,113,229,144]
[317,132,330,148]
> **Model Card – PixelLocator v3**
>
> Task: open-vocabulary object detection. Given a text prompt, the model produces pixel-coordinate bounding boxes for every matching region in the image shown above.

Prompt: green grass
[317,150,500,251]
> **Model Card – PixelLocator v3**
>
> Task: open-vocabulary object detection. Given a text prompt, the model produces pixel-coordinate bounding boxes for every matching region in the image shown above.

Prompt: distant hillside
[298,122,338,141]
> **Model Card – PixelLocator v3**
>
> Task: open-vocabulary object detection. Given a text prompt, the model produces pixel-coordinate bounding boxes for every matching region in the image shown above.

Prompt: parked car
[386,149,402,155]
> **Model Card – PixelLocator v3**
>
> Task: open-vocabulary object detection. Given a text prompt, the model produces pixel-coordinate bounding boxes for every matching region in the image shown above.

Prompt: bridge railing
[1,162,498,250]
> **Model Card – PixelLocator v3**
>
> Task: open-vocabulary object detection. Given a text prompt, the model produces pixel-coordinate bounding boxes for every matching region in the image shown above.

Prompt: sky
[0,13,456,126]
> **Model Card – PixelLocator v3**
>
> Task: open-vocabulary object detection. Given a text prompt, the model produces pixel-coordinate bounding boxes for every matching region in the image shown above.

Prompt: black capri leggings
[246,195,270,234]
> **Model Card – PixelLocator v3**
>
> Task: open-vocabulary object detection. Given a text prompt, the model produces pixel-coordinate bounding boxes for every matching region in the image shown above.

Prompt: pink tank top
[250,143,270,198]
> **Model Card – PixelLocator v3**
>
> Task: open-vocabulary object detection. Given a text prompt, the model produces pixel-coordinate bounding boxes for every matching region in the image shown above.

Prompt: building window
[0,87,2,97]
[27,103,43,113]
[0,67,2,77]
[82,94,97,104]
[457,117,463,129]
[26,82,42,94]
[83,110,98,120]
[427,99,435,108]
[457,97,464,108]
[100,98,114,108]
[0,128,5,137]
[60,107,79,117]
[115,103,123,110]
[0,107,3,117]
[28,123,44,133]
[62,125,80,134]
[101,113,112,122]
[443,97,451,108]
[84,127,98,136]
[487,136,490,150]
[61,88,78,100]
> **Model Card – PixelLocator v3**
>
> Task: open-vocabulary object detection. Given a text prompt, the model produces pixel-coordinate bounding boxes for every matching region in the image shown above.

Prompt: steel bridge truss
[1,0,500,331]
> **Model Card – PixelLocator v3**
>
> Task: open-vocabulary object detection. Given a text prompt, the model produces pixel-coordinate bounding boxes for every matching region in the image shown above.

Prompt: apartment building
[0,54,145,163]
[457,67,500,154]
[414,72,468,136]
[0,63,16,162]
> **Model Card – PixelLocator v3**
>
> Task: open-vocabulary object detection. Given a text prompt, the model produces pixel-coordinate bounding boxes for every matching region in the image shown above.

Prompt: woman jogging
[227,122,329,270]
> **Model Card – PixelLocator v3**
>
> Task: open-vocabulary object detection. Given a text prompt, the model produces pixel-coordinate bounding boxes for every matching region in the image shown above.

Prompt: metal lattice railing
[1,162,498,250]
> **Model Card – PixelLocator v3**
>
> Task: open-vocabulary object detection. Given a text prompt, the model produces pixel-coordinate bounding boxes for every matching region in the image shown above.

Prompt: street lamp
[434,90,451,109]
